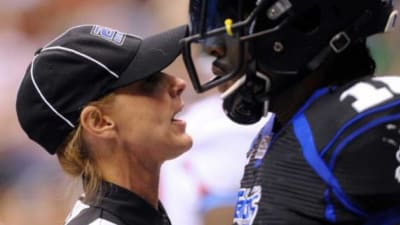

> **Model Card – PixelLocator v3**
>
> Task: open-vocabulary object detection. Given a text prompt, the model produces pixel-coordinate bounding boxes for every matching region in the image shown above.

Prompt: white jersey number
[340,77,400,112]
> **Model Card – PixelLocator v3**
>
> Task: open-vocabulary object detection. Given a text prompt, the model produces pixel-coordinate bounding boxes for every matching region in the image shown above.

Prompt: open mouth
[172,117,182,122]
[171,104,185,122]
[171,111,187,130]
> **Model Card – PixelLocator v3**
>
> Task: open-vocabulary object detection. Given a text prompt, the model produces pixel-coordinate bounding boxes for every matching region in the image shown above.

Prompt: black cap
[16,24,187,155]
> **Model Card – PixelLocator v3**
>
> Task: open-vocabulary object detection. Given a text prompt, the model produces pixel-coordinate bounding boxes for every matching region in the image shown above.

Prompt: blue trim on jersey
[323,189,336,222]
[292,87,331,119]
[293,114,368,220]
[254,159,262,168]
[247,88,330,169]
[289,84,400,223]
[322,112,400,223]
[268,87,330,153]
[271,87,330,145]
[293,90,400,222]
[329,113,400,169]
[320,98,400,157]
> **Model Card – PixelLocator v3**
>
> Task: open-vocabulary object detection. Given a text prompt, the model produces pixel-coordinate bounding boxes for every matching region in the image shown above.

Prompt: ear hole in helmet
[291,5,321,34]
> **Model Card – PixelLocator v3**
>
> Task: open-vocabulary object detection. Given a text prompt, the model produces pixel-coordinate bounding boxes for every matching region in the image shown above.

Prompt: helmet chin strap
[221,54,270,125]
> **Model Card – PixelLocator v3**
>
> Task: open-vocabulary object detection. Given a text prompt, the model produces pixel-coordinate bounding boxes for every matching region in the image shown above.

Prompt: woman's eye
[138,73,166,94]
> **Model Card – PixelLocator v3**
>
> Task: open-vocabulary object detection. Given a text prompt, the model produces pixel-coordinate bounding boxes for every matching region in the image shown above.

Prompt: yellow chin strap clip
[224,18,233,36]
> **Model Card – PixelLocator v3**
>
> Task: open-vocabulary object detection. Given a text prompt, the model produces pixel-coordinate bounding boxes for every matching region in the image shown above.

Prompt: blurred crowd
[0,1,399,225]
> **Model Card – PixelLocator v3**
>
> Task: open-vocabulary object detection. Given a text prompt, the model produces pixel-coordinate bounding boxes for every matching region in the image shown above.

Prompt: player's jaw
[211,55,247,93]
[205,37,250,93]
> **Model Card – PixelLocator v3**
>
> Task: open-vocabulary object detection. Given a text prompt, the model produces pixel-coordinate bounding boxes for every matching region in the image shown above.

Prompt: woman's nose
[171,76,187,97]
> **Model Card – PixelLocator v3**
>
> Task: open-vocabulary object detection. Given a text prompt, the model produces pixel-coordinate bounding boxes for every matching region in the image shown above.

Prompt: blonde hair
[56,93,115,200]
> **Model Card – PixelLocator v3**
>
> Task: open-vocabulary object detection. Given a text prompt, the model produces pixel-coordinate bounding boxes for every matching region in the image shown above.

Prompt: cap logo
[91,25,126,46]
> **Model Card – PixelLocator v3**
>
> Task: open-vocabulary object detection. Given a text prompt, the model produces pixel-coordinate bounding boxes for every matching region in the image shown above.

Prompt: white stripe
[220,75,246,99]
[64,199,90,224]
[43,24,93,48]
[89,218,117,225]
[41,46,119,78]
[30,55,75,128]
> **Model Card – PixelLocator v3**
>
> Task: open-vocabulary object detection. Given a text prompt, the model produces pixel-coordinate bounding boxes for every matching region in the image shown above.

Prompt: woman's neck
[98,150,162,209]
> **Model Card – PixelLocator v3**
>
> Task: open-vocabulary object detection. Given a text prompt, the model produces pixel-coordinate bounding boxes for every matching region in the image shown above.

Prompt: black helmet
[182,0,397,124]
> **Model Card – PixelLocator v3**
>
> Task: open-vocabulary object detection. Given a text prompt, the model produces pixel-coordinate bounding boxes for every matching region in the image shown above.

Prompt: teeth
[173,112,180,120]
[172,104,184,121]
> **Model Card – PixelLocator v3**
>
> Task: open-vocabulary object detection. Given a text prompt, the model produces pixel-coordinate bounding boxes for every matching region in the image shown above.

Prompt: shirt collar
[85,180,171,225]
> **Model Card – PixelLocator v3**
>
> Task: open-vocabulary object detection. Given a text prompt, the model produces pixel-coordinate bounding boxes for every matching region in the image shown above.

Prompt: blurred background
[0,1,399,225]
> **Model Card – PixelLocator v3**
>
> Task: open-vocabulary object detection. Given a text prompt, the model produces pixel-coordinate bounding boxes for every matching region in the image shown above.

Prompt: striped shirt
[65,181,171,225]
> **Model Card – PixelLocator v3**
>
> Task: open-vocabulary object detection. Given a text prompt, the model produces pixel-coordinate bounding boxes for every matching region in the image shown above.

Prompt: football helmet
[181,0,397,124]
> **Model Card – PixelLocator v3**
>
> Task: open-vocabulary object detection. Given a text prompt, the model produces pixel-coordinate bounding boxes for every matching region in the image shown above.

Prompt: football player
[181,0,400,224]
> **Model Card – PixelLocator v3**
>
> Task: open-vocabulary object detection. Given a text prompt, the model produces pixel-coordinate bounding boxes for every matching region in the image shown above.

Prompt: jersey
[64,181,171,225]
[233,75,400,225]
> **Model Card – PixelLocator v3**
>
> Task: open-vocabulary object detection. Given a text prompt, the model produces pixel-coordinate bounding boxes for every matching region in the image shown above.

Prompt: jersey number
[340,77,400,112]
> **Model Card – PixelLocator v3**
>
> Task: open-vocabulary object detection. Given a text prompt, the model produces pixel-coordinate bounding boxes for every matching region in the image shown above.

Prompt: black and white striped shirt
[64,181,171,225]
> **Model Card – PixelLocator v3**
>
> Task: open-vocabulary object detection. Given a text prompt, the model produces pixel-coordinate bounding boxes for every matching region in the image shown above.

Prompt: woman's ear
[80,105,115,138]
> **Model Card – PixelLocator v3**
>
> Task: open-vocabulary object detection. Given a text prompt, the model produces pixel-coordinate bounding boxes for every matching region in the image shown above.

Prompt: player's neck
[270,68,329,130]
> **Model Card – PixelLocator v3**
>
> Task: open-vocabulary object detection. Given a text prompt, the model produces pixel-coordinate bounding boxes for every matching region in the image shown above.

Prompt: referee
[16,24,192,225]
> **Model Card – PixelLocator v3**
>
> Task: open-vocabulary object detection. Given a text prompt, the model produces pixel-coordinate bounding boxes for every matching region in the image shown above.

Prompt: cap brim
[112,25,188,89]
